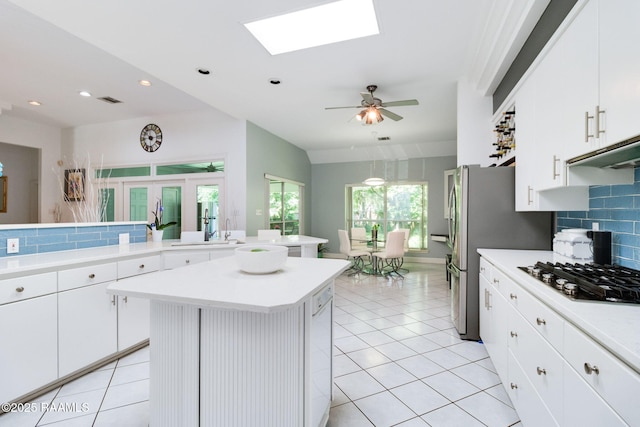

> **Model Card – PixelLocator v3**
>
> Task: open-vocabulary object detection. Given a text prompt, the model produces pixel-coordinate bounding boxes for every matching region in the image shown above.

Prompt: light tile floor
[0,262,522,427]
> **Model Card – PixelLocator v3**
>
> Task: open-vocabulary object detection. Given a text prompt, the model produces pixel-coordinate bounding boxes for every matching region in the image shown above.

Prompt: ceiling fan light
[355,110,366,121]
[363,177,385,186]
[364,107,383,125]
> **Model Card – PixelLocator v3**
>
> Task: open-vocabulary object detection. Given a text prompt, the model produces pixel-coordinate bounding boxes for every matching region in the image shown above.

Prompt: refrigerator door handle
[447,184,456,249]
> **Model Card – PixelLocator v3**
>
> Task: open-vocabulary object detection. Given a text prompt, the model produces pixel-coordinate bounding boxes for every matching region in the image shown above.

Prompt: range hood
[567,134,640,169]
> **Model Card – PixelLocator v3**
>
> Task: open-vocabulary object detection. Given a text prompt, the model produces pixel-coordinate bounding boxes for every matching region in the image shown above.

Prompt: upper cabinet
[512,0,637,211]
[598,0,640,146]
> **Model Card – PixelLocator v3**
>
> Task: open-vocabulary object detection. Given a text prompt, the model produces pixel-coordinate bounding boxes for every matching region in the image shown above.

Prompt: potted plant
[371,224,380,241]
[147,199,176,242]
[317,243,328,258]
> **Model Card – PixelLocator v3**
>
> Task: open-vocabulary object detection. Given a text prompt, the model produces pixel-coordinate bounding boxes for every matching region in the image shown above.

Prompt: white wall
[0,115,62,222]
[456,79,494,166]
[61,108,247,227]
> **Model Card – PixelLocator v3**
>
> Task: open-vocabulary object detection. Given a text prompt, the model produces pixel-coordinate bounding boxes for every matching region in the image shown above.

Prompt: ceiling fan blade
[380,99,419,107]
[324,105,361,110]
[360,91,374,105]
[379,108,403,121]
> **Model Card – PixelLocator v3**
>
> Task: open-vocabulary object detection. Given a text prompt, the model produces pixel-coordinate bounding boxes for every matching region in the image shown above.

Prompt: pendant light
[363,132,385,186]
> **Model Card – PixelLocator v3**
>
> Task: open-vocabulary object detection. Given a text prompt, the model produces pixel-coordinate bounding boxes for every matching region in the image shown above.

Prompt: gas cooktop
[519,262,640,304]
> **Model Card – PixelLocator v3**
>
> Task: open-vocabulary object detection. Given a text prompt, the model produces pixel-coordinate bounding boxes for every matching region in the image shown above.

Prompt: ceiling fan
[325,85,419,124]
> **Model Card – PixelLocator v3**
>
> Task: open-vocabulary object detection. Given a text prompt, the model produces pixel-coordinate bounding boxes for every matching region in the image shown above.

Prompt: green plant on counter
[317,243,328,258]
[147,198,177,231]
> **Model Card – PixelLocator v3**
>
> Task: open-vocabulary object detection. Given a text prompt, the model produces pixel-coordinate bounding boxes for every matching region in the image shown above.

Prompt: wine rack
[491,109,515,163]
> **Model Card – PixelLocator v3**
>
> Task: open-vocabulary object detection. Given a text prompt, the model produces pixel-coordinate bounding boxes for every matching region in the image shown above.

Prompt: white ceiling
[0,0,549,163]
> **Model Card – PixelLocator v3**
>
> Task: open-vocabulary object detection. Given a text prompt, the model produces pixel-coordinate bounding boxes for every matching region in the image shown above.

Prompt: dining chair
[257,229,281,240]
[338,229,371,275]
[351,227,367,250]
[374,230,406,277]
[397,228,410,273]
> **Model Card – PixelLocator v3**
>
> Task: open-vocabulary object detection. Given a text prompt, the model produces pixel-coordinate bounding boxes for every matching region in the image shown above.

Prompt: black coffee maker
[587,231,612,265]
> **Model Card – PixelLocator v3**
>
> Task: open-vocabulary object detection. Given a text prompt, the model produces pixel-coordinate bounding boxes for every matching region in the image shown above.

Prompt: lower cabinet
[0,294,58,404]
[58,282,118,376]
[480,256,637,426]
[117,293,149,351]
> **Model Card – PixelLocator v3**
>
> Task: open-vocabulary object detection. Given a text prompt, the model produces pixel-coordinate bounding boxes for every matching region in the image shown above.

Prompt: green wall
[245,122,312,235]
[311,156,457,260]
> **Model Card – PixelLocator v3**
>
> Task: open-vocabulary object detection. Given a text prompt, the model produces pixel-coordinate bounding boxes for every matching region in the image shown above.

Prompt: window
[268,177,303,235]
[347,183,428,250]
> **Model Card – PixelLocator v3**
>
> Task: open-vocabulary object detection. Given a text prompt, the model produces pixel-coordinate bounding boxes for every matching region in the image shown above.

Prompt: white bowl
[235,245,288,274]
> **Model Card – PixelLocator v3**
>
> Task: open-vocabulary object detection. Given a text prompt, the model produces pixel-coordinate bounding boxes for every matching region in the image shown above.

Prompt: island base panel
[149,301,305,427]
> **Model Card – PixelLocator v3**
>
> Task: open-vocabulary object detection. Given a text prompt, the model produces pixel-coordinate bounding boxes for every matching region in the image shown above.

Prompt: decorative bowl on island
[234,245,288,274]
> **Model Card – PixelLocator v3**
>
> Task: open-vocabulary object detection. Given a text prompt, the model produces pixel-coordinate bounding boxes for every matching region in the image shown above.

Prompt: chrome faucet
[204,208,210,241]
[224,218,231,241]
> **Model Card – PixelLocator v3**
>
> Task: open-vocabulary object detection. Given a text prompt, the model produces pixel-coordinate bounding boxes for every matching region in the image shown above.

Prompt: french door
[123,178,223,241]
[124,181,183,240]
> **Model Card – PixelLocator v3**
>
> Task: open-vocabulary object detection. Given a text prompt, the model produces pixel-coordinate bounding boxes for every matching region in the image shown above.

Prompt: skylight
[244,0,379,55]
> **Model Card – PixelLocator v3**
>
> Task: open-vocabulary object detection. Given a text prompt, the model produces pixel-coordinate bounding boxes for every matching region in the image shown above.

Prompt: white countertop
[0,235,328,277]
[478,249,640,373]
[107,256,350,313]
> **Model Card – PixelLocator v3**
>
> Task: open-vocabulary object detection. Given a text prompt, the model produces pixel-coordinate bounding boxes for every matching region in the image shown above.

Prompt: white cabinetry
[512,0,635,211]
[58,263,118,376]
[479,256,638,426]
[117,255,161,351]
[595,0,640,147]
[0,273,58,404]
[163,251,210,269]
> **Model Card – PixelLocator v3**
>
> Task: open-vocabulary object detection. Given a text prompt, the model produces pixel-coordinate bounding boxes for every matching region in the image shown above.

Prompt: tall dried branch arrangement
[54,155,112,223]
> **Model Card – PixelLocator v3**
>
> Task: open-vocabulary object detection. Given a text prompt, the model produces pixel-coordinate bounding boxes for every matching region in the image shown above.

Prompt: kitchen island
[107,255,349,427]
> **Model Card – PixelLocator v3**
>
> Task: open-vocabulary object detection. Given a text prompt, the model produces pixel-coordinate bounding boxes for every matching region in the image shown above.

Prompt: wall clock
[140,123,163,152]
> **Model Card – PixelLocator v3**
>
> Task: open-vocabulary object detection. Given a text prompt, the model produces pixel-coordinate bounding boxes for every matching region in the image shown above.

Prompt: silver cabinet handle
[88,273,95,279]
[527,185,533,205]
[510,331,518,337]
[480,266,485,272]
[185,259,190,264]
[139,264,145,269]
[123,296,128,303]
[111,295,116,306]
[584,363,600,375]
[552,155,561,180]
[510,293,517,300]
[585,111,594,142]
[536,317,546,325]
[510,383,518,389]
[536,367,547,376]
[15,286,25,293]
[595,105,605,137]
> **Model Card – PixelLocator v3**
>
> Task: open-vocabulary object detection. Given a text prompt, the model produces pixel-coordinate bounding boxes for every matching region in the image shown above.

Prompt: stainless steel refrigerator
[447,165,553,340]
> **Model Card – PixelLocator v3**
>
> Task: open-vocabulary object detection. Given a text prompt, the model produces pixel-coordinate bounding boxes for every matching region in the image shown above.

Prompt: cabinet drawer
[488,264,511,299]
[0,272,57,305]
[508,308,563,421]
[479,257,491,282]
[507,351,559,427]
[507,282,564,352]
[564,322,640,426]
[563,360,627,427]
[163,251,210,270]
[118,255,161,279]
[58,263,117,292]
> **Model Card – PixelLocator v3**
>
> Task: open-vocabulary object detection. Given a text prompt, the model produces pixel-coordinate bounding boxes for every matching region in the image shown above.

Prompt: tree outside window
[348,183,428,250]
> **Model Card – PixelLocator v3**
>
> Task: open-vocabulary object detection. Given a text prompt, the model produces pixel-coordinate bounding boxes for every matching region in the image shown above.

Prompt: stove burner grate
[519,262,640,304]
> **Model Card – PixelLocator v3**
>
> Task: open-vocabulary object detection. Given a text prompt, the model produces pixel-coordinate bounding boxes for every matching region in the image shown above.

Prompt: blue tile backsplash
[557,167,640,269]
[0,223,148,257]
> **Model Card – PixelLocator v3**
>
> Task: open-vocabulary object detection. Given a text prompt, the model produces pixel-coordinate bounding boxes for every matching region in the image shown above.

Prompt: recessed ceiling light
[244,0,379,55]
[79,91,92,97]
[28,100,41,106]
[139,80,152,87]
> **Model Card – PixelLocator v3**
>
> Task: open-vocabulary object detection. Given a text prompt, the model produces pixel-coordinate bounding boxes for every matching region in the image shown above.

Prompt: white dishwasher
[310,282,333,427]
